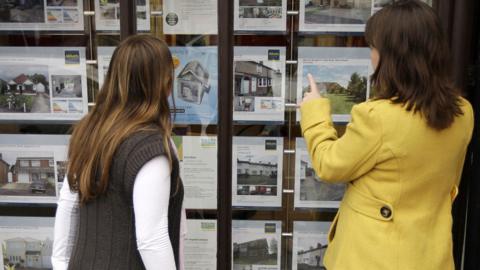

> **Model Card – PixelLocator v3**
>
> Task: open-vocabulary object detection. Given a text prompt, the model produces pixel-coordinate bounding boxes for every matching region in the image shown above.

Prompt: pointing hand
[299,73,322,108]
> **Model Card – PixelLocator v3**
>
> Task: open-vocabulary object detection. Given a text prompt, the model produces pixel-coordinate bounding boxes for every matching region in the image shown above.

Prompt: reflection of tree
[30,73,49,87]
[347,72,367,102]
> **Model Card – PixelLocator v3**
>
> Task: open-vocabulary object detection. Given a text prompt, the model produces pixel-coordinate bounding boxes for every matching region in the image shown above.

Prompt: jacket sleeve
[300,98,382,183]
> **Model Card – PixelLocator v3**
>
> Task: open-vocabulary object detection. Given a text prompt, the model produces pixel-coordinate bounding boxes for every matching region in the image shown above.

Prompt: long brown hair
[68,35,174,203]
[365,0,463,130]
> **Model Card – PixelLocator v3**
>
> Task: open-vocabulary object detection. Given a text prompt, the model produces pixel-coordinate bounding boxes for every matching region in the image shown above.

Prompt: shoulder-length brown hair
[68,35,174,203]
[365,0,463,130]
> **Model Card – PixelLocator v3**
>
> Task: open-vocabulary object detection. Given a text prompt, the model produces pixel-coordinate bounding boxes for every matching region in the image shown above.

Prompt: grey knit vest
[67,130,184,270]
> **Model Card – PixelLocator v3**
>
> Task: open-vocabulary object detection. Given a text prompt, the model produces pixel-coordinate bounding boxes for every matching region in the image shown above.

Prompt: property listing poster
[1,216,55,270]
[300,0,433,32]
[185,219,217,270]
[0,47,88,121]
[299,0,373,32]
[97,46,218,125]
[94,0,150,31]
[0,135,69,204]
[232,220,281,270]
[234,47,286,123]
[292,221,331,270]
[297,47,371,123]
[173,136,217,210]
[97,46,115,90]
[294,138,345,209]
[232,137,283,208]
[170,46,218,125]
[163,0,217,35]
[0,0,84,31]
[234,0,287,32]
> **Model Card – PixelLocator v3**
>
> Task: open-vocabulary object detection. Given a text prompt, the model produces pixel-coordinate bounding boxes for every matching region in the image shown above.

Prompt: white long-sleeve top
[52,156,186,270]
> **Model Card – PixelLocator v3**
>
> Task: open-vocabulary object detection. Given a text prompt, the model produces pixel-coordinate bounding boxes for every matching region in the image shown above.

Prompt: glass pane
[0,0,114,267]
[150,0,220,268]
[229,0,436,269]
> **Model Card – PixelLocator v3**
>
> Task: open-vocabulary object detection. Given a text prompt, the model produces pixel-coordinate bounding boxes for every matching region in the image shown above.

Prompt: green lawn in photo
[302,71,368,115]
[325,93,357,114]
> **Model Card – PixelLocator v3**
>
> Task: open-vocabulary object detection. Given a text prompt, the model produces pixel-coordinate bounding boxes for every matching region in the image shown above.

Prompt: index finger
[307,73,319,94]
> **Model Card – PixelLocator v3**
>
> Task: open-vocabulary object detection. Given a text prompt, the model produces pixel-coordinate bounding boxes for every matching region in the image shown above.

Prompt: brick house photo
[0,152,56,197]
[0,65,51,113]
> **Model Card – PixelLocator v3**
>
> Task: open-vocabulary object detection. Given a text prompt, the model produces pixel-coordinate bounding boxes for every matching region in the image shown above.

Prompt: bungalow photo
[0,0,45,23]
[176,60,211,105]
[299,155,345,202]
[296,236,328,270]
[233,236,279,268]
[239,0,283,19]
[0,151,56,197]
[302,64,368,115]
[0,65,51,113]
[236,154,278,196]
[234,60,282,111]
[304,0,372,25]
[2,236,53,270]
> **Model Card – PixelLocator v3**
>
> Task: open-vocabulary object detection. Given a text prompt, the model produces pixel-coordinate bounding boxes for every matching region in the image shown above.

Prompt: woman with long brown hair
[52,35,185,270]
[300,1,473,269]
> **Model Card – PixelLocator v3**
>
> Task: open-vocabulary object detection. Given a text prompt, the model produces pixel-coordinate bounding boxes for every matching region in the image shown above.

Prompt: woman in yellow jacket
[299,1,474,269]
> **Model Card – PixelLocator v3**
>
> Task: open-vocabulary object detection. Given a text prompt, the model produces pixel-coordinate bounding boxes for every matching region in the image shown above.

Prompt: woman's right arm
[52,178,79,270]
[133,156,177,270]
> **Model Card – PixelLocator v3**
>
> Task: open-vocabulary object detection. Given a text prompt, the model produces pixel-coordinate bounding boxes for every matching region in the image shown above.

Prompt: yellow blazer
[300,97,474,270]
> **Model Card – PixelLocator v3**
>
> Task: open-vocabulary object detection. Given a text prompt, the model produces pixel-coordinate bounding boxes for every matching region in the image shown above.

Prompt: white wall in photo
[233,47,286,123]
[232,136,283,208]
[0,216,55,270]
[0,134,69,204]
[292,221,331,270]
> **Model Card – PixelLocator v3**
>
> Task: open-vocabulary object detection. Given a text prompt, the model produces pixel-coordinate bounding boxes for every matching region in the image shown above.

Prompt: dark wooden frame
[217,0,234,269]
